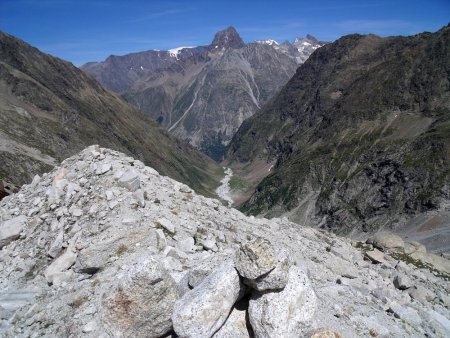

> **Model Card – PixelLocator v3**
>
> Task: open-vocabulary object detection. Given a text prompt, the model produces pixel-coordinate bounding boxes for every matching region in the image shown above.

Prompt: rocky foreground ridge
[0,146,449,337]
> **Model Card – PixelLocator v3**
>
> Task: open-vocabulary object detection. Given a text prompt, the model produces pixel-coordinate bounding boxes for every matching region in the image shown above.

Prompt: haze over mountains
[81,27,326,159]
[0,31,221,196]
[227,24,450,239]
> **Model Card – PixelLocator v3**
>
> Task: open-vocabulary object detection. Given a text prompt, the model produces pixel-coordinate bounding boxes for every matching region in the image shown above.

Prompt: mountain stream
[215,167,233,207]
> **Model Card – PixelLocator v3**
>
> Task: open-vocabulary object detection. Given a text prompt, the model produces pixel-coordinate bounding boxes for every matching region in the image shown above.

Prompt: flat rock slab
[0,215,27,249]
[365,249,385,264]
[45,249,77,284]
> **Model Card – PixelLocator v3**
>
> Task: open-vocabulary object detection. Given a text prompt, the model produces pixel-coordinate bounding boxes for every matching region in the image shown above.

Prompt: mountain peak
[294,34,319,44]
[305,34,319,43]
[210,26,245,50]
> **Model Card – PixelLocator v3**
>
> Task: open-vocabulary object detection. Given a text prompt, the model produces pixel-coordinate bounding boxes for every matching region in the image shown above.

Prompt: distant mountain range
[81,27,326,159]
[226,24,450,234]
[0,31,221,196]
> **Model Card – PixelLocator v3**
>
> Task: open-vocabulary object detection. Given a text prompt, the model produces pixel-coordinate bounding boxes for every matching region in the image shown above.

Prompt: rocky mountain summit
[0,31,220,196]
[227,24,450,235]
[1,146,449,337]
[81,27,326,159]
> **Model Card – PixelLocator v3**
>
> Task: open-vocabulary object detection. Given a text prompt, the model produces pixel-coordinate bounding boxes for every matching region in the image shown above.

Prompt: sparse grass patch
[391,252,450,281]
[229,175,247,191]
[42,322,54,329]
[115,244,128,256]
[354,241,373,252]
[70,296,88,309]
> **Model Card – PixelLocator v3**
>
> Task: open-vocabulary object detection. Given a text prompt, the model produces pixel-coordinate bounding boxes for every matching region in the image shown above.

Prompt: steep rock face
[227,25,450,234]
[81,27,326,159]
[0,146,448,337]
[0,31,221,196]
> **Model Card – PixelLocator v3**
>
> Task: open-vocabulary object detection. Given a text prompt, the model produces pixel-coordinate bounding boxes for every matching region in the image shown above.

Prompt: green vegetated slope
[227,24,450,233]
[0,31,221,196]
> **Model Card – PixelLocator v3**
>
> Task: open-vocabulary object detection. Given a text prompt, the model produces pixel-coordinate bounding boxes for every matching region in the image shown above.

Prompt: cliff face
[0,31,221,196]
[81,27,325,159]
[227,25,450,233]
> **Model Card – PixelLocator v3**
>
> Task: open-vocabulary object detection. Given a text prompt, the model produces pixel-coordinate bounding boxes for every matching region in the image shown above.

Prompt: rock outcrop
[0,146,449,337]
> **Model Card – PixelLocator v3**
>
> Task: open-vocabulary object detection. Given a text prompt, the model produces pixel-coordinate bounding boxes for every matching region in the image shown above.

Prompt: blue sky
[1,0,449,66]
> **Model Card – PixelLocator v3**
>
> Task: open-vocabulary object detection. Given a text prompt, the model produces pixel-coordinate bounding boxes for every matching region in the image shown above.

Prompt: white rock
[0,215,27,249]
[176,236,196,253]
[164,246,188,261]
[368,232,404,250]
[133,189,146,208]
[249,266,317,337]
[365,249,385,263]
[388,303,421,326]
[156,229,167,250]
[30,174,41,187]
[71,208,83,217]
[47,229,64,258]
[100,256,178,338]
[96,162,112,175]
[202,238,218,251]
[118,170,140,192]
[45,249,77,285]
[172,263,243,338]
[82,320,97,333]
[32,197,41,206]
[105,190,114,201]
[393,274,413,290]
[179,185,192,193]
[157,218,175,234]
[163,256,183,272]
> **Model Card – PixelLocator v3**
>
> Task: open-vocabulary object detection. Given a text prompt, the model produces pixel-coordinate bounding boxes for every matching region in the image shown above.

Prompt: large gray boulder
[100,257,178,338]
[0,215,27,249]
[248,266,317,337]
[172,262,243,338]
[368,232,404,251]
[235,237,277,280]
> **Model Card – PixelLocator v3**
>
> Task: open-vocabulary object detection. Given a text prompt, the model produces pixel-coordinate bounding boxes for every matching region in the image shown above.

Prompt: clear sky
[1,0,449,66]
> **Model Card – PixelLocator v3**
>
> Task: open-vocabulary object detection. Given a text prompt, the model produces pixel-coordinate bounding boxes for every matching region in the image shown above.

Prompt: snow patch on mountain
[168,46,195,59]
[256,39,279,46]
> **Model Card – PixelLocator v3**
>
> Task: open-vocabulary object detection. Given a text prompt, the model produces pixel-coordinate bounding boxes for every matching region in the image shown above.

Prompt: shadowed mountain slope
[0,31,221,196]
[227,24,450,234]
